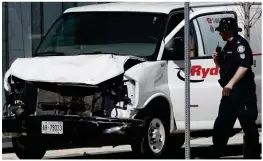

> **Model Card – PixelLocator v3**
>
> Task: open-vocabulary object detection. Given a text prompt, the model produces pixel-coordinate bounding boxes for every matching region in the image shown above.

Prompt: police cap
[215,17,242,32]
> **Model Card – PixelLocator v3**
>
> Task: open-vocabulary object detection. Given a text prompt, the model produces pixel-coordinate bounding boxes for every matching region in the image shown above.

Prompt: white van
[3,2,261,159]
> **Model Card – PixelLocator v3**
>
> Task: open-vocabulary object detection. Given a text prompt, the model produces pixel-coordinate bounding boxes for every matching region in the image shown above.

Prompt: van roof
[64,2,237,14]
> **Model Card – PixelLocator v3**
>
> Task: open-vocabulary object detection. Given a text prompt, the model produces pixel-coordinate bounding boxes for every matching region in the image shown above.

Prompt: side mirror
[163,37,185,60]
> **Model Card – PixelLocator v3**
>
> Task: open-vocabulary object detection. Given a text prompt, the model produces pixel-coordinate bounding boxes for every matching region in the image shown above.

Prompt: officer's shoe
[198,145,222,159]
[243,150,261,159]
[243,141,261,159]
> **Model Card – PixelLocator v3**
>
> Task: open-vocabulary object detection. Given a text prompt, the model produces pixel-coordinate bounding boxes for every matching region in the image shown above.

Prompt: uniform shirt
[219,34,255,87]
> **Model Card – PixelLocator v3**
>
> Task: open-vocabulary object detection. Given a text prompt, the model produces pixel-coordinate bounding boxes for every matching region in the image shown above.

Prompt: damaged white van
[3,2,261,159]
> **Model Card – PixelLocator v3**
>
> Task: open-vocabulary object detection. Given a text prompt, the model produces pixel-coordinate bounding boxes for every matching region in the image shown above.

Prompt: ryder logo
[176,65,220,83]
[191,65,220,78]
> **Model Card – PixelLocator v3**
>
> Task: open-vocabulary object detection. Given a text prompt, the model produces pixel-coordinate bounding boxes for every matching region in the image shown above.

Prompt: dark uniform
[212,18,260,158]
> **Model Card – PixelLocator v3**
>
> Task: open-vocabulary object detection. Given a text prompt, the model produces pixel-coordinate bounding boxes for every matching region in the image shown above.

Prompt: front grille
[36,88,98,115]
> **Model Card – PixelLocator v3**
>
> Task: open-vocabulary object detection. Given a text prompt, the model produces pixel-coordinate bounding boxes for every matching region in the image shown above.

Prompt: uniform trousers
[212,83,260,158]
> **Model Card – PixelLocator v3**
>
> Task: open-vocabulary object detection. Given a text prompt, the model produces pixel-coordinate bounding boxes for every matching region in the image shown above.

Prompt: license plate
[41,121,63,134]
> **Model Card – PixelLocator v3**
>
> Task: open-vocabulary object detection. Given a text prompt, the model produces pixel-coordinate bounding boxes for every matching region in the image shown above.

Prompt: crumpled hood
[5,54,142,87]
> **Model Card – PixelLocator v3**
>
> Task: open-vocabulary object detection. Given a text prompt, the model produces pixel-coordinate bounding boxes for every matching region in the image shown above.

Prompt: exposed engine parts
[3,56,144,118]
[4,75,132,118]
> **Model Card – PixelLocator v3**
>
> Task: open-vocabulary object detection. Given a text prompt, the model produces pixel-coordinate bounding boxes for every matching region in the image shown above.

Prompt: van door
[164,7,244,130]
[252,53,262,125]
[190,12,237,121]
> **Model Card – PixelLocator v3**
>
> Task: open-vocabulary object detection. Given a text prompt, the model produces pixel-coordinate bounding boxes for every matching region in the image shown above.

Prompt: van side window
[195,13,235,56]
[162,22,197,60]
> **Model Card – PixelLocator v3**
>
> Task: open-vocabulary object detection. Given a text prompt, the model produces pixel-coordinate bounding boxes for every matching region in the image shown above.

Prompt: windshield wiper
[35,51,66,57]
[77,51,120,56]
[77,51,146,60]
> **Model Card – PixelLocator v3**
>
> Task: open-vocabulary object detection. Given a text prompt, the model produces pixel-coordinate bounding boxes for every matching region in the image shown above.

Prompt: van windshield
[36,12,165,58]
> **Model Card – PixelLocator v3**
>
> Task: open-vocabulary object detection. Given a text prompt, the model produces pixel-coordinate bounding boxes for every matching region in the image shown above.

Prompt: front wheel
[131,117,168,158]
[12,137,46,159]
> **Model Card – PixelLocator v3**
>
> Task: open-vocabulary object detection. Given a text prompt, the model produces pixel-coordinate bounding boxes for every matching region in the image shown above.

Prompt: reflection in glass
[37,12,165,58]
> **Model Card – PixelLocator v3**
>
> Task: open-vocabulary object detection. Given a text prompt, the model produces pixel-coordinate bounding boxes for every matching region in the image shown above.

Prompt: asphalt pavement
[2,132,261,159]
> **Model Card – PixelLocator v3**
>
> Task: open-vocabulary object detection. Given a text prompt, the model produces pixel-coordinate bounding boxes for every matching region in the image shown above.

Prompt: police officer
[211,17,260,159]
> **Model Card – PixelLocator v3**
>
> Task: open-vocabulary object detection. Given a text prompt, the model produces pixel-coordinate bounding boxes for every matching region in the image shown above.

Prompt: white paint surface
[5,55,139,85]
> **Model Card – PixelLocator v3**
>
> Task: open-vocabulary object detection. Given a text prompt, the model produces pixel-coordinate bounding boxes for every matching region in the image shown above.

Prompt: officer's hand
[222,87,232,96]
[212,51,219,59]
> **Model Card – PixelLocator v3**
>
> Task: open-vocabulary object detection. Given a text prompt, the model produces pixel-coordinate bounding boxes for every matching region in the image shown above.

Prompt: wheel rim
[147,118,165,154]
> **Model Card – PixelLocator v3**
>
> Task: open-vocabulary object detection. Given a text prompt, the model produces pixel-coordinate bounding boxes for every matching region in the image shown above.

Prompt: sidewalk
[189,130,261,147]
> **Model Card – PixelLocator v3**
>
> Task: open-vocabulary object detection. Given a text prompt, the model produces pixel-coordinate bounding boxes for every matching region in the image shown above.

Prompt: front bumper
[2,115,143,138]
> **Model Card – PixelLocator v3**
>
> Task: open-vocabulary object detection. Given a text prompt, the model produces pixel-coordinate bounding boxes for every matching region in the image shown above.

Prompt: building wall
[250,4,262,53]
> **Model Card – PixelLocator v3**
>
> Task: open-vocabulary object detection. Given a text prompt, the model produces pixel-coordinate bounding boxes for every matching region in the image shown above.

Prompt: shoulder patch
[237,45,245,53]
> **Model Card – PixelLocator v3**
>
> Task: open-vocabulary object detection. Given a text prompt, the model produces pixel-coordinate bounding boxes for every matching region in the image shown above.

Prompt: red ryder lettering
[191,65,220,78]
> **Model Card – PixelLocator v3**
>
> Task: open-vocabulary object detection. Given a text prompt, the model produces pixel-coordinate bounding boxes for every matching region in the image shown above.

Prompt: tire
[131,116,168,158]
[12,137,46,159]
